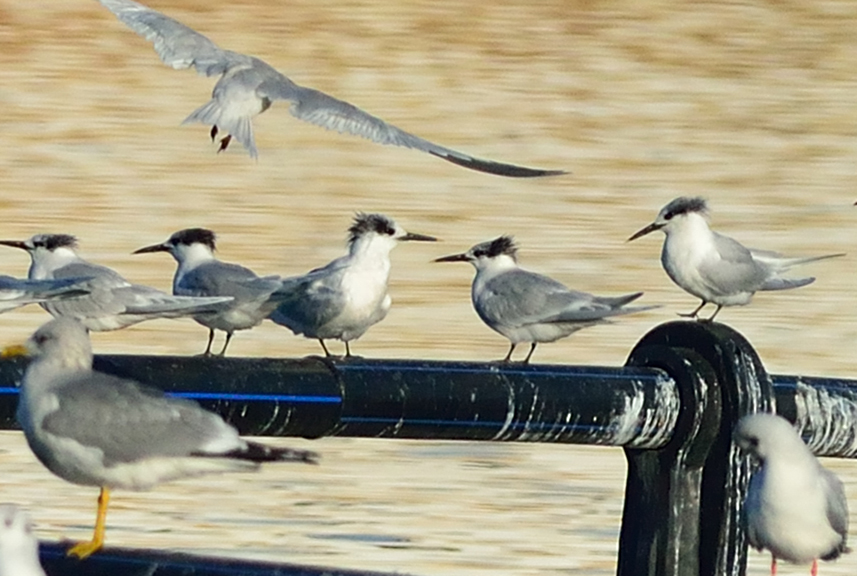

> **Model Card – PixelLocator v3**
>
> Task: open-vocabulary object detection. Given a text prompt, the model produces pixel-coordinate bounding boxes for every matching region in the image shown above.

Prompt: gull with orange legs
[3,318,318,559]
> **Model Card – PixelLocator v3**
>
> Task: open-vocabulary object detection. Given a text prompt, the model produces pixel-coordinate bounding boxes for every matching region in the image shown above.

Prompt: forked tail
[183,99,258,159]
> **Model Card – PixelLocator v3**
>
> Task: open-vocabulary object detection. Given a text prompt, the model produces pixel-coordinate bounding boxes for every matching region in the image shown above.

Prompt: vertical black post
[618,321,774,576]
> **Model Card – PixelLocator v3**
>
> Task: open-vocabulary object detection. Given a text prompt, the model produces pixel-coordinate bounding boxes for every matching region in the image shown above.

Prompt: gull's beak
[400,232,438,242]
[132,242,170,255]
[0,240,29,251]
[433,252,470,263]
[1,344,29,358]
[627,222,663,242]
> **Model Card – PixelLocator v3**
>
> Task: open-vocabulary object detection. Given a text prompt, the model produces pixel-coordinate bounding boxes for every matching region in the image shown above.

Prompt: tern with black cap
[271,213,436,357]
[628,197,843,321]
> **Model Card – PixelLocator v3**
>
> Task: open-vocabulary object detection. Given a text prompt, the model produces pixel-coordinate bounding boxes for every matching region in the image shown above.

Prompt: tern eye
[664,212,674,221]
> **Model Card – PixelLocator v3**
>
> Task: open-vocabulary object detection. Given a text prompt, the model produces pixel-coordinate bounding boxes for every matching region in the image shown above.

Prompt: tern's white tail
[751,250,845,272]
[183,99,258,159]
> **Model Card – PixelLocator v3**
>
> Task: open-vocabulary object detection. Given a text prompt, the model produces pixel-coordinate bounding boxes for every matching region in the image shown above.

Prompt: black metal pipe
[38,543,402,576]
[772,374,857,458]
[0,355,679,448]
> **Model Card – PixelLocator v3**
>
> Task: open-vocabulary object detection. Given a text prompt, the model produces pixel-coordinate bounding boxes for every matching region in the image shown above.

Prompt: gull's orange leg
[771,556,777,576]
[811,558,818,576]
[68,487,110,559]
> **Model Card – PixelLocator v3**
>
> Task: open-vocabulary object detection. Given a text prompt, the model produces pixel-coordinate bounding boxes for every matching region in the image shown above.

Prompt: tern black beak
[132,242,170,255]
[627,222,664,242]
[400,232,438,243]
[0,240,30,251]
[433,252,470,263]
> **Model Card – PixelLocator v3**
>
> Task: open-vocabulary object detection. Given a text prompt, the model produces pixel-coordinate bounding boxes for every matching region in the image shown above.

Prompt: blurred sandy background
[2,0,857,574]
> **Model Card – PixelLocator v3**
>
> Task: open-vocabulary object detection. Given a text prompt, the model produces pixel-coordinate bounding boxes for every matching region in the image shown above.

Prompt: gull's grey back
[36,370,238,469]
[822,468,850,560]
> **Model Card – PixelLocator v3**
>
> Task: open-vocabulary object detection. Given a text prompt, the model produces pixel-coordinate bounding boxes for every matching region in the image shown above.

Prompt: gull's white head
[628,197,710,241]
[0,504,45,576]
[733,412,811,463]
[5,318,94,371]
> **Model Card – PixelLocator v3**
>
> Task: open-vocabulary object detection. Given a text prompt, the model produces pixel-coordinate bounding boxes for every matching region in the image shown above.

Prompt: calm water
[2,0,857,574]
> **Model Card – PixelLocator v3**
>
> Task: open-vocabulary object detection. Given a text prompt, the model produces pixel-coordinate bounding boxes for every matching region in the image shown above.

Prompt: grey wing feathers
[822,468,850,558]
[42,372,237,465]
[745,472,764,551]
[116,285,232,315]
[97,0,249,75]
[760,276,815,291]
[258,81,566,178]
[543,292,656,323]
[51,261,128,286]
[269,267,345,335]
[177,262,270,299]
[480,270,647,326]
[696,232,769,295]
[0,276,89,303]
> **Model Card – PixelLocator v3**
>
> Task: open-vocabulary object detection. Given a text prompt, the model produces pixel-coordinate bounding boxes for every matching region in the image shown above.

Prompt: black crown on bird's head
[168,228,217,251]
[30,234,79,251]
[472,235,518,261]
[348,213,397,244]
[660,197,708,221]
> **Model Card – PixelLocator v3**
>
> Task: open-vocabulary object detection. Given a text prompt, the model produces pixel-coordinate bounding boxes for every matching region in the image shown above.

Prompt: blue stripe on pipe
[0,387,340,404]
[172,392,341,403]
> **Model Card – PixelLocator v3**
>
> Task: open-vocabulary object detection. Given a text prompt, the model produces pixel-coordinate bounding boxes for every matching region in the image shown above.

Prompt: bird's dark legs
[522,342,537,364]
[677,300,708,320]
[218,332,233,356]
[218,134,232,153]
[210,125,218,141]
[705,305,723,322]
[318,339,332,357]
[203,329,215,356]
[503,343,516,362]
[345,341,352,357]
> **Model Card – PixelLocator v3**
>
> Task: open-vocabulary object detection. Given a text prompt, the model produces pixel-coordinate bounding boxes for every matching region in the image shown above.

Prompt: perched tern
[628,197,844,321]
[94,0,565,177]
[434,235,657,363]
[270,213,436,357]
[134,228,289,356]
[0,234,232,331]
[0,504,46,576]
[734,413,850,576]
[3,317,318,559]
